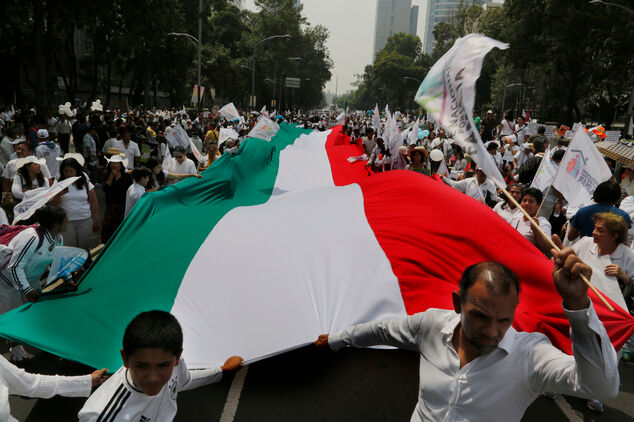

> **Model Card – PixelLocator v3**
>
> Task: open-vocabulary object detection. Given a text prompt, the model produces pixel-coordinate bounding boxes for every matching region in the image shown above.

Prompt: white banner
[13,177,80,224]
[189,139,205,163]
[165,124,190,149]
[415,34,508,187]
[530,148,558,192]
[248,117,280,142]
[219,102,241,122]
[552,129,612,209]
[219,128,239,146]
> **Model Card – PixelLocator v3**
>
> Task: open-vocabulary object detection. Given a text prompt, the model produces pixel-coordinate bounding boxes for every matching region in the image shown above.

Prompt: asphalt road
[3,344,633,421]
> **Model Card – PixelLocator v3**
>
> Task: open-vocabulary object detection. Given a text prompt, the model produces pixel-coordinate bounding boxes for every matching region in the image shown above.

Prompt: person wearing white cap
[35,129,62,178]
[101,154,132,243]
[11,156,50,201]
[442,165,497,207]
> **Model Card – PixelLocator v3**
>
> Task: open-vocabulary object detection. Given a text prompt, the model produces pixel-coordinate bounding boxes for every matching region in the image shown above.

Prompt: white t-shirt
[11,175,50,200]
[168,158,197,176]
[499,119,514,137]
[493,202,522,224]
[35,142,62,178]
[58,174,94,221]
[113,140,140,170]
[102,137,119,155]
[125,183,146,217]
[78,358,222,422]
[509,215,552,246]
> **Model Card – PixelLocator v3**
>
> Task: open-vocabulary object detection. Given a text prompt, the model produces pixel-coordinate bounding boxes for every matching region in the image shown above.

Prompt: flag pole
[495,181,615,312]
[535,184,553,217]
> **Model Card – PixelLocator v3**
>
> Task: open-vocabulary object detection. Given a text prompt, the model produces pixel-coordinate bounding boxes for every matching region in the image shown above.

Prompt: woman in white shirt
[497,110,516,140]
[53,154,99,252]
[508,187,552,255]
[11,156,49,201]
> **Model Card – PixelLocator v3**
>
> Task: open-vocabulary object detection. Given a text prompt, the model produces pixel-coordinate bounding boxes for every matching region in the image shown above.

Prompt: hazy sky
[244,0,502,95]
[244,0,429,95]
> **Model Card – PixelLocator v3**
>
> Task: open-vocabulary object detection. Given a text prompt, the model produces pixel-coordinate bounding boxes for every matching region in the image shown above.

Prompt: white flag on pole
[552,129,612,209]
[219,103,241,122]
[189,139,205,163]
[165,124,189,149]
[162,145,172,172]
[530,148,558,193]
[336,113,346,126]
[248,117,280,142]
[415,34,508,187]
[219,128,239,146]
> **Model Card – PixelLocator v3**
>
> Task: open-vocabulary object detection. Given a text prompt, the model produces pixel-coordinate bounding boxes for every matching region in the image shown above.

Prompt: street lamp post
[168,4,202,111]
[501,83,524,117]
[249,34,290,108]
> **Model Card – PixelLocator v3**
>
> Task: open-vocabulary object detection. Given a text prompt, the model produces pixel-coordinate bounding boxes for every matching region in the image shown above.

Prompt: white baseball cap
[37,129,49,139]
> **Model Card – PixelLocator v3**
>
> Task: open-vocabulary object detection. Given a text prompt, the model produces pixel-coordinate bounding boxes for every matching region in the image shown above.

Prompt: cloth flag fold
[0,124,630,372]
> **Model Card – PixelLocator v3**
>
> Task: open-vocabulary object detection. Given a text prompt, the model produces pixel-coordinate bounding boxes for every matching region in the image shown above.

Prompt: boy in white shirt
[78,311,242,422]
[124,167,151,217]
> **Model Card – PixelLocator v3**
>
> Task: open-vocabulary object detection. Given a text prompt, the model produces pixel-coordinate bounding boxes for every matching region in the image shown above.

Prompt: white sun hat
[105,153,129,169]
[56,152,86,167]
[16,156,47,170]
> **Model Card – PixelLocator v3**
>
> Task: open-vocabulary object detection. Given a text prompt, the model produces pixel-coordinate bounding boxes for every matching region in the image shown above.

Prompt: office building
[373,0,420,59]
[421,0,488,54]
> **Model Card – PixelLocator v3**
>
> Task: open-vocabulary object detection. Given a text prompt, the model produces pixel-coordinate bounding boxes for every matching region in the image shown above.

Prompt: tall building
[421,0,487,54]
[373,0,420,60]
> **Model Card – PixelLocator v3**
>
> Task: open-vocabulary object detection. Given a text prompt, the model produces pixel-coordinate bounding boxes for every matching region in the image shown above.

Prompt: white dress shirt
[509,215,552,246]
[493,202,522,223]
[443,176,497,204]
[0,355,91,422]
[329,306,618,422]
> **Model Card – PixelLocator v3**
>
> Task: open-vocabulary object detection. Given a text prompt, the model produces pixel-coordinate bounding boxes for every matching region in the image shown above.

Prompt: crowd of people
[0,101,631,420]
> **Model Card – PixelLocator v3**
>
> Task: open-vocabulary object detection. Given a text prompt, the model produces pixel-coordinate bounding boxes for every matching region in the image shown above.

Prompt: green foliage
[0,0,333,111]
[347,33,429,111]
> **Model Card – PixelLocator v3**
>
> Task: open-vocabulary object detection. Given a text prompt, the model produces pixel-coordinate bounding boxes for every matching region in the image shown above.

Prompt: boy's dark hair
[131,166,151,182]
[523,186,544,204]
[173,145,186,154]
[123,311,183,357]
[551,149,566,164]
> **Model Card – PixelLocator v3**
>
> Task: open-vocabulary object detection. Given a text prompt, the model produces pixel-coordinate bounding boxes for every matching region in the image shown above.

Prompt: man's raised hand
[551,246,592,310]
[314,334,329,347]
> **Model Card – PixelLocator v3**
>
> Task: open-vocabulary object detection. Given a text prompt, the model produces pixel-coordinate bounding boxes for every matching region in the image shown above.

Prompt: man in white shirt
[442,168,497,207]
[113,129,140,170]
[35,129,62,178]
[315,253,619,422]
[168,146,197,178]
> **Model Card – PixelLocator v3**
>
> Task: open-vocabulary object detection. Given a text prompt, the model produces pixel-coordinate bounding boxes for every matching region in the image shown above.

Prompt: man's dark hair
[532,139,545,153]
[35,205,67,231]
[593,180,621,204]
[17,140,33,152]
[537,126,545,135]
[131,166,151,182]
[123,310,183,356]
[551,149,566,164]
[523,187,543,204]
[459,262,520,303]
[173,145,186,155]
[486,142,498,152]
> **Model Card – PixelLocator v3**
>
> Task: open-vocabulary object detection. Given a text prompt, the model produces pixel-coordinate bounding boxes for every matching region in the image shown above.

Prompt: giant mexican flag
[0,123,632,371]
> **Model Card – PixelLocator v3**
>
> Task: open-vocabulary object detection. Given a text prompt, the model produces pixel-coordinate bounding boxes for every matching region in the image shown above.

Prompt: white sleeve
[538,217,552,237]
[527,303,619,400]
[41,163,51,179]
[6,231,40,294]
[620,196,634,220]
[0,354,92,398]
[133,144,140,157]
[328,314,425,351]
[179,368,223,392]
[11,175,24,200]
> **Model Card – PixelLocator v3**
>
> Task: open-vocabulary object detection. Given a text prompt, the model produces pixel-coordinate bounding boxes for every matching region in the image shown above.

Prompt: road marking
[219,366,249,422]
[554,395,583,422]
